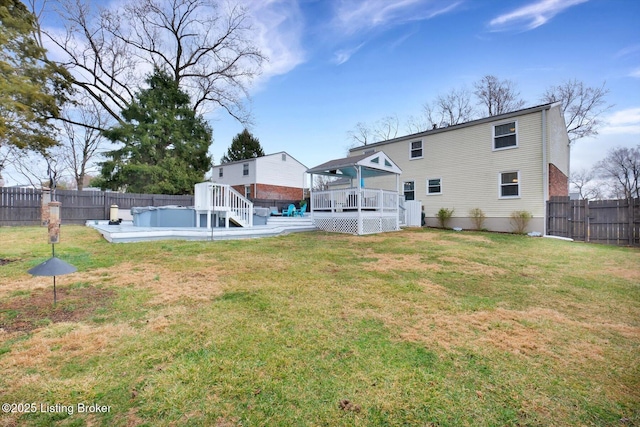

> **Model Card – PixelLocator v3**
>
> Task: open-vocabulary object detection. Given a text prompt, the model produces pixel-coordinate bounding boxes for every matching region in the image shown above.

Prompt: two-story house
[348,103,570,233]
[212,152,308,202]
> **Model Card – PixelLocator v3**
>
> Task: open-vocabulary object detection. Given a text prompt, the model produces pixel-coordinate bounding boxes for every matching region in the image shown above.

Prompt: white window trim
[426,177,442,195]
[492,120,518,151]
[243,163,249,176]
[403,180,416,200]
[218,167,223,178]
[409,140,424,160]
[499,170,521,199]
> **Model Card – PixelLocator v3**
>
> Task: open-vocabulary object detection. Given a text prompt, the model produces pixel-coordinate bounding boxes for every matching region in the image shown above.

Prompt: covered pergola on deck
[307,151,402,235]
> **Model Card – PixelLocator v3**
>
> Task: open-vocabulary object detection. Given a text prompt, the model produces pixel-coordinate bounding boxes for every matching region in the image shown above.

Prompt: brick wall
[231,183,303,200]
[549,163,568,198]
[256,183,303,200]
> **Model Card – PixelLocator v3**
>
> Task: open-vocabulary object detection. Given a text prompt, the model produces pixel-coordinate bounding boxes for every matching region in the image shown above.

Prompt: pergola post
[356,165,363,235]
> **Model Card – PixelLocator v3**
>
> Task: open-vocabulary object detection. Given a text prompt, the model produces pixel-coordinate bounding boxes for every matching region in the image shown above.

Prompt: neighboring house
[348,102,570,234]
[212,152,308,201]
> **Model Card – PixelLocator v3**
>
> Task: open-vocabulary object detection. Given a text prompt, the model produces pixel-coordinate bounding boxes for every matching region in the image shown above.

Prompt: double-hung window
[499,171,520,198]
[410,141,423,159]
[427,178,442,195]
[493,121,517,150]
[219,168,223,178]
[403,181,415,201]
[243,163,249,176]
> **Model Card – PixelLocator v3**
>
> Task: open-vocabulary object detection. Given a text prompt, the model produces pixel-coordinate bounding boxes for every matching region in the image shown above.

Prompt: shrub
[510,210,532,234]
[436,207,454,229]
[469,208,486,230]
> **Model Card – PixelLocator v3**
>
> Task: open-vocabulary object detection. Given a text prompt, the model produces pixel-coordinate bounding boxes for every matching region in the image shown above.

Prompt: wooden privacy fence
[0,187,193,226]
[547,196,640,246]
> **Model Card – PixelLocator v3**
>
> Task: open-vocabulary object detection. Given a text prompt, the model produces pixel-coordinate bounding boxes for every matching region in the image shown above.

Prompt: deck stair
[266,215,314,228]
[194,182,253,228]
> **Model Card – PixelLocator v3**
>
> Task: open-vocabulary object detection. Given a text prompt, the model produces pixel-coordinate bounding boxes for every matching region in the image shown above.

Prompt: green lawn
[0,226,639,426]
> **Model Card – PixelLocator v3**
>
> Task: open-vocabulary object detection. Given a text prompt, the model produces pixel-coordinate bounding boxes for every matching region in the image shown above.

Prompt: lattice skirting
[313,217,359,234]
[313,216,399,235]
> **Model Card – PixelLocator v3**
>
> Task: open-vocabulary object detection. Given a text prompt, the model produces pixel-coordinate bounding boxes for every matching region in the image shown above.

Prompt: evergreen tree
[220,129,265,163]
[0,0,69,151]
[95,69,212,194]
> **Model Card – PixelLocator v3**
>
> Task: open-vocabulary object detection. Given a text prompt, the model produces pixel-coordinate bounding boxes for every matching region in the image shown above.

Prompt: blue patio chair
[295,202,307,217]
[283,204,296,217]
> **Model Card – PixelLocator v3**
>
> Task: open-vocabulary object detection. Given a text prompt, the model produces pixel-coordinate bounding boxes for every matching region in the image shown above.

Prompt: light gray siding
[547,104,570,176]
[349,105,569,233]
[255,153,307,189]
[213,160,256,186]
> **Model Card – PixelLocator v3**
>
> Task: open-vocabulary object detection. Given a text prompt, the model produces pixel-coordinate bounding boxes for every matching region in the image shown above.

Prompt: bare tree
[6,146,67,189]
[594,145,640,200]
[60,99,110,190]
[313,175,339,191]
[347,115,399,146]
[570,168,605,200]
[473,75,526,116]
[372,115,399,141]
[422,87,476,128]
[541,79,612,143]
[405,114,429,134]
[347,122,374,146]
[37,0,266,127]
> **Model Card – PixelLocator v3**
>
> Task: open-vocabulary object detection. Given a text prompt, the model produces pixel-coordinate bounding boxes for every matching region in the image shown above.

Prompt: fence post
[585,199,590,243]
[104,193,110,220]
[627,195,634,246]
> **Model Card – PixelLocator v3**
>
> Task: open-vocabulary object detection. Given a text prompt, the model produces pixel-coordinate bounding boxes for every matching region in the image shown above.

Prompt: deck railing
[311,188,398,212]
[194,182,253,227]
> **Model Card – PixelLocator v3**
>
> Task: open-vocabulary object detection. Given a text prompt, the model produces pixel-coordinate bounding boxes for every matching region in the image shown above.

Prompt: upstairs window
[500,171,520,198]
[494,121,517,150]
[427,178,442,195]
[243,163,249,176]
[410,141,423,159]
[282,153,287,161]
[219,168,223,178]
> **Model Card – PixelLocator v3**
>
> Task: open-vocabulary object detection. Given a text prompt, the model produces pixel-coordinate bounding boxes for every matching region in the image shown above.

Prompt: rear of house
[349,103,570,233]
[213,152,307,201]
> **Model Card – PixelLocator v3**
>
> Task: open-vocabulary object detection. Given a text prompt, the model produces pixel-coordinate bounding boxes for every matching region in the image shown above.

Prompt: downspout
[542,108,548,236]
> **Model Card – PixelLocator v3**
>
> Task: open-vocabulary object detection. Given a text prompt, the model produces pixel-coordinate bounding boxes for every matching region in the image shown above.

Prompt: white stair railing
[226,185,253,227]
[194,182,253,228]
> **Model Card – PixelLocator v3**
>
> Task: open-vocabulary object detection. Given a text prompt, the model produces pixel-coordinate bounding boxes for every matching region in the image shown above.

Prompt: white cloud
[245,0,306,82]
[614,44,640,59]
[629,68,640,78]
[489,0,588,32]
[333,0,461,36]
[332,43,366,65]
[600,107,640,135]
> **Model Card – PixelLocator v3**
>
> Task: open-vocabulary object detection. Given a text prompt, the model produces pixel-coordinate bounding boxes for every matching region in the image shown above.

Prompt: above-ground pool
[131,205,270,228]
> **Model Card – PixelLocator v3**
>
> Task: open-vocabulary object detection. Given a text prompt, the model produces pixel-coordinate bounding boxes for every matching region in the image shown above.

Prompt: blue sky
[3,0,638,187]
[209,0,640,175]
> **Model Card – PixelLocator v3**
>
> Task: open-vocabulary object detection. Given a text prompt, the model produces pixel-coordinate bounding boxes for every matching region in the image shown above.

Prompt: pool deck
[87,216,317,243]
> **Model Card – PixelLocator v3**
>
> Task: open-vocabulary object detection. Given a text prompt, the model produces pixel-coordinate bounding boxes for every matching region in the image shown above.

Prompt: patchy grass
[0,225,639,426]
